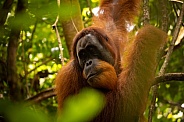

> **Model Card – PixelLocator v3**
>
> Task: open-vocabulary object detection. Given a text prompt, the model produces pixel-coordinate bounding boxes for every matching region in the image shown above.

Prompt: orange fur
[115,25,167,121]
[55,60,86,109]
[93,0,141,34]
[83,60,117,90]
[55,0,167,121]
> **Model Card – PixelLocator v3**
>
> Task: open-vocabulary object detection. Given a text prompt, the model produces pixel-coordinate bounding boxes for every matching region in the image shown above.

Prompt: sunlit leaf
[58,88,105,122]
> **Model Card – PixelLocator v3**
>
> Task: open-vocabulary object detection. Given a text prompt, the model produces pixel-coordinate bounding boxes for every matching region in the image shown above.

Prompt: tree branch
[87,0,93,17]
[159,0,168,32]
[25,73,184,104]
[149,2,184,122]
[153,73,184,86]
[61,0,84,54]
[27,57,54,75]
[26,88,56,104]
[160,1,184,74]
[0,0,14,26]
[158,95,184,112]
[163,99,184,112]
[7,0,27,101]
[143,0,150,25]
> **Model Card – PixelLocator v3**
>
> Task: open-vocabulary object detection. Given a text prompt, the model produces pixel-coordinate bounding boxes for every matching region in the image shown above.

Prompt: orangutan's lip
[86,69,103,81]
[86,73,96,80]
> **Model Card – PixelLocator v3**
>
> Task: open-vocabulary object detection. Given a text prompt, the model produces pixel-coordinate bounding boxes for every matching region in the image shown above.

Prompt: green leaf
[58,88,105,122]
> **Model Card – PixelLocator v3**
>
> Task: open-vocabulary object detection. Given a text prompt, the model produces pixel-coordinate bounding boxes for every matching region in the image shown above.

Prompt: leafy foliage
[0,88,104,122]
[0,0,183,121]
[58,88,105,122]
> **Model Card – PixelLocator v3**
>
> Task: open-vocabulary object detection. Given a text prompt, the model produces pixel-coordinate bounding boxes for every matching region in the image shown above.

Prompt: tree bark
[0,0,14,26]
[61,0,84,55]
[7,0,27,101]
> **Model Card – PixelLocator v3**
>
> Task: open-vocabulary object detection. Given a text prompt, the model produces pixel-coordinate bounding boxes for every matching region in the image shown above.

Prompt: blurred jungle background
[0,0,184,122]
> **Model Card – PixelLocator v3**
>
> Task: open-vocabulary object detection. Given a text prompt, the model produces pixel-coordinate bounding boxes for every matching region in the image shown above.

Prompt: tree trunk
[61,0,84,55]
[7,0,27,101]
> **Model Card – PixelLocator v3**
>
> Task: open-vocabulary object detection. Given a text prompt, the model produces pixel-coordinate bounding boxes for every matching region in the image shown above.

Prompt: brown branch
[25,72,184,104]
[163,99,184,112]
[27,57,54,75]
[87,0,93,17]
[160,1,184,74]
[61,0,84,54]
[159,0,168,32]
[30,21,37,42]
[153,73,184,86]
[0,0,14,26]
[148,2,184,122]
[172,0,184,26]
[26,88,56,104]
[7,0,27,101]
[159,95,184,112]
[170,0,183,4]
[143,0,150,25]
[52,16,65,65]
